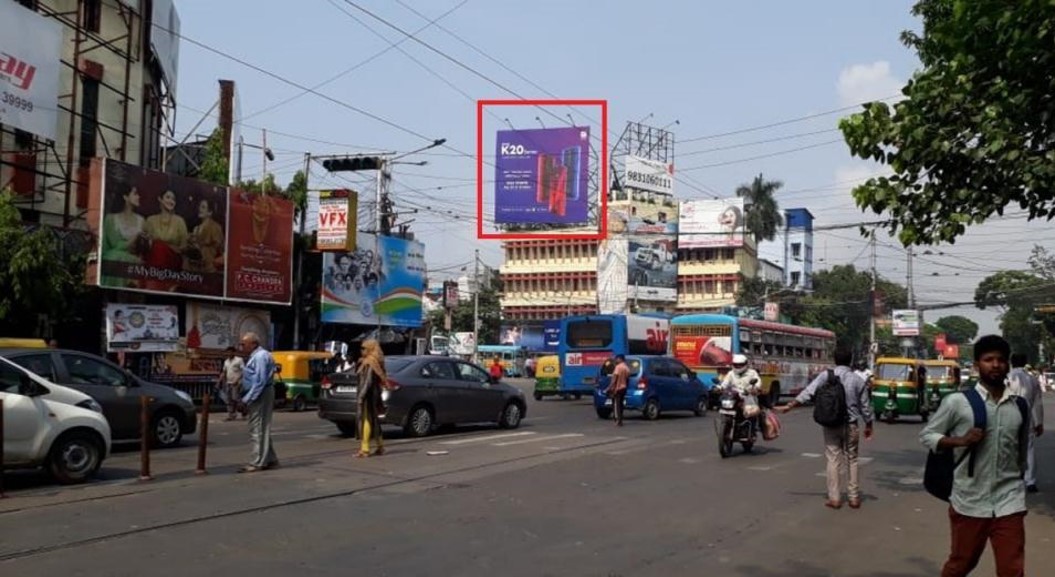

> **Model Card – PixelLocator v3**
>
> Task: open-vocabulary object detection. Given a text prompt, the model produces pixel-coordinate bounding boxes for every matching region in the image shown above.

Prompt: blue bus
[554,314,671,398]
[476,344,527,377]
[670,314,835,406]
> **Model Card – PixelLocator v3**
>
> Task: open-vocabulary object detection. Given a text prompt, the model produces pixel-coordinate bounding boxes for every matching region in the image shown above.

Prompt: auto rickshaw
[271,350,334,411]
[922,359,963,400]
[871,357,933,422]
[532,355,561,400]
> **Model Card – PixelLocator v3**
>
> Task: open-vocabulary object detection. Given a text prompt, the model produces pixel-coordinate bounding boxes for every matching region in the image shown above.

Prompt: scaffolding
[609,121,676,200]
[0,0,174,228]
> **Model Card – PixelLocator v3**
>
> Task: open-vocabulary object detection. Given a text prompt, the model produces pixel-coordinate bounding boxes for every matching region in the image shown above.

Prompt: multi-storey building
[1,0,176,227]
[676,240,759,312]
[499,237,599,321]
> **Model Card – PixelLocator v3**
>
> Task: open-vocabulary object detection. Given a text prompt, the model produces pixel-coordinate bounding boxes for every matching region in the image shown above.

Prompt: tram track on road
[0,436,629,563]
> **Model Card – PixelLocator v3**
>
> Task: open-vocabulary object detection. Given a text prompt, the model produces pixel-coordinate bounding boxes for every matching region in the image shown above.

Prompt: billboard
[499,323,548,352]
[608,200,678,235]
[226,189,295,304]
[679,198,746,248]
[0,1,62,140]
[625,156,674,196]
[150,0,181,96]
[627,235,678,301]
[673,333,733,368]
[494,126,590,224]
[145,302,270,385]
[105,304,180,353]
[94,159,294,304]
[892,309,920,336]
[98,159,228,297]
[543,320,561,352]
[320,232,426,327]
[597,239,629,314]
[317,190,358,251]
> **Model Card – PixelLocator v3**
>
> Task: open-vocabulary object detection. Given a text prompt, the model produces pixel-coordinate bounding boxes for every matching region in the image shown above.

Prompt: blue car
[593,355,709,421]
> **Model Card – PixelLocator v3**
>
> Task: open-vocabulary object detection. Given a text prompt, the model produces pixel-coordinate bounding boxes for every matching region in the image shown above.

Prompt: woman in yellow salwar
[355,340,386,458]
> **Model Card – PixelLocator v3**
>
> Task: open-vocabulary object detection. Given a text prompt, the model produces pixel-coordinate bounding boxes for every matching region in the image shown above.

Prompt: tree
[0,190,87,331]
[974,268,1054,364]
[198,128,230,186]
[1028,245,1055,281]
[735,276,786,309]
[934,315,979,344]
[426,278,502,344]
[736,173,785,244]
[839,0,1055,246]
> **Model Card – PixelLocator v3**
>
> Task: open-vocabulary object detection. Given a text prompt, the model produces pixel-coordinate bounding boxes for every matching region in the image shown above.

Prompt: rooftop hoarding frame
[476,99,608,241]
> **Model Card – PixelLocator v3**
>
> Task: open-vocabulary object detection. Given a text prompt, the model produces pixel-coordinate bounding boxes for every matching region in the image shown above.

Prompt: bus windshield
[566,320,613,349]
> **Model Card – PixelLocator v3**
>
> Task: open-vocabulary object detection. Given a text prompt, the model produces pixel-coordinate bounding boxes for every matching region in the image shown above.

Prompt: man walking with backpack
[920,335,1031,577]
[778,347,874,509]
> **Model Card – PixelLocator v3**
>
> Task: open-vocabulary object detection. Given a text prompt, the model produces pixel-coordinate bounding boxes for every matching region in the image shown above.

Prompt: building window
[83,0,102,33]
[791,271,801,286]
[79,76,100,163]
[791,243,801,259]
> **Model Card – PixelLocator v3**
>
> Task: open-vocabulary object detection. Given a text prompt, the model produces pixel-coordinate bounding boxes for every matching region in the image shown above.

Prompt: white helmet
[732,354,748,375]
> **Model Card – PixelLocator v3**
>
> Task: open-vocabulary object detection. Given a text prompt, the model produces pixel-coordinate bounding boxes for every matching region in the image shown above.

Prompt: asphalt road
[2,380,1054,577]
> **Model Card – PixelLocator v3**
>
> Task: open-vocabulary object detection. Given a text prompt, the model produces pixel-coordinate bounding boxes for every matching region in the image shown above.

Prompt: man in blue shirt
[238,331,279,472]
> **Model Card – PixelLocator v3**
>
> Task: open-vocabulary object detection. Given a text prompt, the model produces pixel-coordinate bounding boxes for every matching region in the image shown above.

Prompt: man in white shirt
[219,346,245,421]
[1008,353,1044,493]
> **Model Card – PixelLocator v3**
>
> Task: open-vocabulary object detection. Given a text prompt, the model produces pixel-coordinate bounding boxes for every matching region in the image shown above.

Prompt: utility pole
[869,229,877,369]
[374,158,386,337]
[261,129,268,194]
[292,152,310,350]
[906,247,918,358]
[472,248,480,364]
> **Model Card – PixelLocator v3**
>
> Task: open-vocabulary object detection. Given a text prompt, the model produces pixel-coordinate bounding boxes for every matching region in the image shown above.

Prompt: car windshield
[600,358,642,377]
[384,358,415,374]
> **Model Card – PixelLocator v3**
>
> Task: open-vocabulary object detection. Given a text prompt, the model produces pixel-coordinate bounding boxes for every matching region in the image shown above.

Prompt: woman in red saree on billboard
[142,189,189,291]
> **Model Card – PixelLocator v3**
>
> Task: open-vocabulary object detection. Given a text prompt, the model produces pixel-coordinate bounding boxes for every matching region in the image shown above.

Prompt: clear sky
[170,0,1054,335]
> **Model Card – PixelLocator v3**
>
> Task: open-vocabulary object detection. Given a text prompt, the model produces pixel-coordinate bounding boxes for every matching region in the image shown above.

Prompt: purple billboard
[494,127,590,224]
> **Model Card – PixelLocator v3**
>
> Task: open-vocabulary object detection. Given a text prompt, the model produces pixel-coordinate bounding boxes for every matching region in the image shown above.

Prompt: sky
[169,0,1055,335]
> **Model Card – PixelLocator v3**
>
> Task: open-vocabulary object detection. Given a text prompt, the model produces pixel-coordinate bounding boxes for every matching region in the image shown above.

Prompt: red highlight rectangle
[477,99,608,241]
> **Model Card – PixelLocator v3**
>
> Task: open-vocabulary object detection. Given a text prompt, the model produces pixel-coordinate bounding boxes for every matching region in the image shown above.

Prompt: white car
[1,356,111,484]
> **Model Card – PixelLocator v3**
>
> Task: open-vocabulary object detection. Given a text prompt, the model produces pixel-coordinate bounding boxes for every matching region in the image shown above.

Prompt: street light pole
[473,248,480,364]
[869,229,877,368]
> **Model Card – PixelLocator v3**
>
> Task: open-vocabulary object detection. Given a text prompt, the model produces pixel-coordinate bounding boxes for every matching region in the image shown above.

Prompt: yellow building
[499,237,600,320]
[676,242,759,312]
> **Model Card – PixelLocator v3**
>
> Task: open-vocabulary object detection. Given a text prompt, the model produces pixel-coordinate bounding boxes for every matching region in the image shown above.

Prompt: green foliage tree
[0,190,88,331]
[974,266,1055,363]
[736,173,785,244]
[839,0,1055,245]
[735,276,786,309]
[198,128,230,186]
[934,315,979,344]
[427,278,502,344]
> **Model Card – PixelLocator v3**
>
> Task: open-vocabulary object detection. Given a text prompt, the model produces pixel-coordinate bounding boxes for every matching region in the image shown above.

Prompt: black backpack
[813,369,849,427]
[924,389,1031,501]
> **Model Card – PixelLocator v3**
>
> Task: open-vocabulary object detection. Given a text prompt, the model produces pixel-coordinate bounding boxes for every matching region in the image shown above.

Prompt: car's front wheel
[49,432,103,485]
[152,409,184,448]
[499,402,523,429]
[404,405,434,437]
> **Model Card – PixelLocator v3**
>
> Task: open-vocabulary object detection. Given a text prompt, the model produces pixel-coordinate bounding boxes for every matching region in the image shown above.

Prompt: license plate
[719,409,736,416]
[335,386,357,394]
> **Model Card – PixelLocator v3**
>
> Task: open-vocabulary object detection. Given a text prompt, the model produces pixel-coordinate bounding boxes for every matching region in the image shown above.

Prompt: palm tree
[736,173,784,243]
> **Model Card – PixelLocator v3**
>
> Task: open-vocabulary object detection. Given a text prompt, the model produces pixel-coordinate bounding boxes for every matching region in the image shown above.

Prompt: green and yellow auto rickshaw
[923,359,963,400]
[532,355,561,401]
[272,351,334,411]
[871,357,934,423]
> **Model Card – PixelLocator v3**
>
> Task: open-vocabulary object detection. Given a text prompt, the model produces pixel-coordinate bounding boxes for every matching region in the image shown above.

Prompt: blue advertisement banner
[320,233,426,327]
[494,127,590,224]
[543,320,561,352]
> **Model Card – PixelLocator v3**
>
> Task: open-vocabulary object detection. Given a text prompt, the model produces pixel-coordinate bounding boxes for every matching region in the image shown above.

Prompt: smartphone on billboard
[561,146,581,201]
[549,165,568,218]
[535,154,550,204]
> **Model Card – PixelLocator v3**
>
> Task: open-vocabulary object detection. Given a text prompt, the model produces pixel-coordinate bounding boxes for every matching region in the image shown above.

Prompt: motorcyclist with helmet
[721,354,764,428]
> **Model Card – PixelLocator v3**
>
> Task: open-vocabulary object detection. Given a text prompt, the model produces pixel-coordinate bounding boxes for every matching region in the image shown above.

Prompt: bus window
[566,320,613,348]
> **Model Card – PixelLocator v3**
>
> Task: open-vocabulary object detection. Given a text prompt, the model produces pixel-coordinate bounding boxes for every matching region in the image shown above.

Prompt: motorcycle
[712,377,761,458]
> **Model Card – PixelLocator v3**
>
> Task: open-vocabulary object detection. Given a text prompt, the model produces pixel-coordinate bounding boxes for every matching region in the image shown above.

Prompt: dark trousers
[612,390,626,424]
[942,507,1025,577]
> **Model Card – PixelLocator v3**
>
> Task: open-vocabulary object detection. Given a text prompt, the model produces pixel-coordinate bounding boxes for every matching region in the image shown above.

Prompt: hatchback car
[0,348,197,448]
[594,355,709,420]
[317,356,527,437]
[1,356,112,484]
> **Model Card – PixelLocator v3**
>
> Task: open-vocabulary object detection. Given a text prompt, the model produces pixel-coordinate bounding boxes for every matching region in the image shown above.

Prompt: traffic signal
[322,156,382,172]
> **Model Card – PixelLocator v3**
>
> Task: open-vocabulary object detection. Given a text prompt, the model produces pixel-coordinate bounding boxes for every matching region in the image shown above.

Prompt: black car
[0,348,197,448]
[318,356,527,437]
